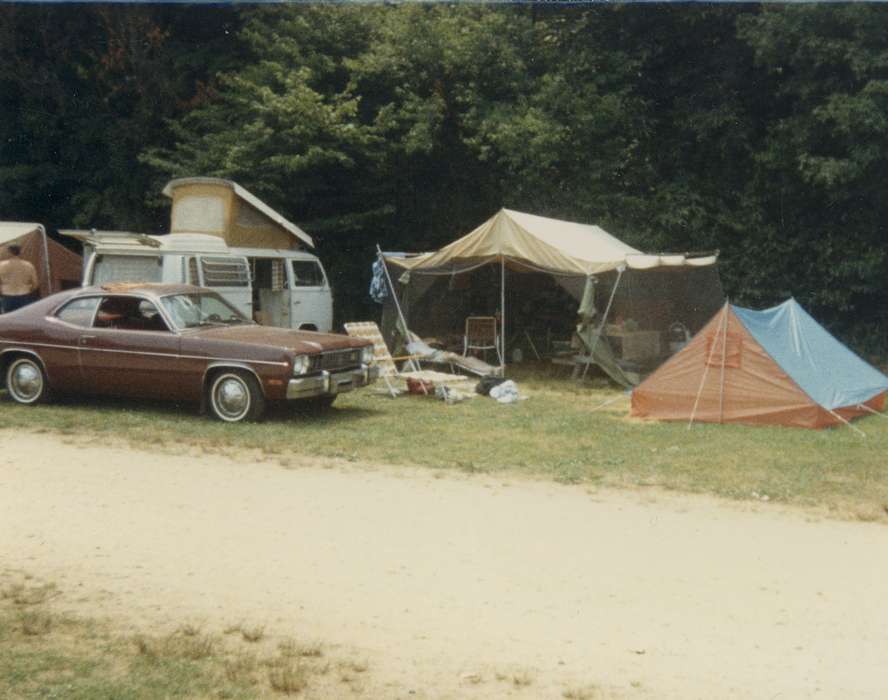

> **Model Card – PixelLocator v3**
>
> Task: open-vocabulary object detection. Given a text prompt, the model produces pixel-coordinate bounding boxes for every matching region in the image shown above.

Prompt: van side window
[93,255,162,284]
[200,257,250,287]
[56,297,100,327]
[291,260,325,287]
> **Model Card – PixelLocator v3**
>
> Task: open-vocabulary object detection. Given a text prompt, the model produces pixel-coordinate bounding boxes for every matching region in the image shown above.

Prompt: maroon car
[0,283,378,422]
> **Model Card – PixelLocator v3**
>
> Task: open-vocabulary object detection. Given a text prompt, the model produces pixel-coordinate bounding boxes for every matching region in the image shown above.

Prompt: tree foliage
[2,4,887,349]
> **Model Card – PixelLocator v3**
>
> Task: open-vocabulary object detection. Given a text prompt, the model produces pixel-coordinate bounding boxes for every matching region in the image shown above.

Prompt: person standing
[0,244,39,313]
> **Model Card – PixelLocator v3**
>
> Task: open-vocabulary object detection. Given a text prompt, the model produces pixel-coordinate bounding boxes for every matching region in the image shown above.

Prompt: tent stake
[857,404,888,420]
[590,392,631,413]
[688,301,729,430]
[828,409,867,438]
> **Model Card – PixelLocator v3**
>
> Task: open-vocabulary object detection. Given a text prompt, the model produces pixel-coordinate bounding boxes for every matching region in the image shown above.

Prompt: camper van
[62,178,334,332]
[63,231,333,332]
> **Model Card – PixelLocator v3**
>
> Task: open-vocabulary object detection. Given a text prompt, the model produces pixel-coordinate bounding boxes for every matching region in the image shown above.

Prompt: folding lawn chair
[344,321,475,398]
[463,316,503,365]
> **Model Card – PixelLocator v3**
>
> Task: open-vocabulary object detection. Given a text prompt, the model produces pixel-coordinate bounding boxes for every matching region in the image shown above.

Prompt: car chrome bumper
[286,364,379,400]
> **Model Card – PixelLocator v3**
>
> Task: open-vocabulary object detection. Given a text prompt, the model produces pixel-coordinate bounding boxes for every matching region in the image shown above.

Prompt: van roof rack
[60,229,162,248]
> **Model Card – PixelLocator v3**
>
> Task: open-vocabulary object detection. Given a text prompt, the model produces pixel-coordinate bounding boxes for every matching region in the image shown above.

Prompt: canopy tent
[379,209,723,385]
[631,299,888,429]
[387,208,718,276]
[0,222,82,299]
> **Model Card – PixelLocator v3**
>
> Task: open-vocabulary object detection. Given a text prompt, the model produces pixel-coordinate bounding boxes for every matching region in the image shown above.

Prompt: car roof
[79,282,205,298]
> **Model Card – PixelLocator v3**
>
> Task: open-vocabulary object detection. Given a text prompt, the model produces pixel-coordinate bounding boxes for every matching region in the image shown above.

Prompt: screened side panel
[608,266,724,337]
[380,262,582,358]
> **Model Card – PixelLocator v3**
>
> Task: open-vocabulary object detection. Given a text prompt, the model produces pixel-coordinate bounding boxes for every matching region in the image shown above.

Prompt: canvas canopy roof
[0,222,43,245]
[385,209,717,276]
[631,299,888,429]
[0,222,83,296]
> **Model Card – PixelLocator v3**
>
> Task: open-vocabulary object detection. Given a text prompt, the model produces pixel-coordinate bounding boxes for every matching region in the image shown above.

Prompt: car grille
[312,349,361,372]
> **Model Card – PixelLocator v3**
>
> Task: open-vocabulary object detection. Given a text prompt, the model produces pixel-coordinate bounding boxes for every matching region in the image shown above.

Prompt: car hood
[184,324,367,353]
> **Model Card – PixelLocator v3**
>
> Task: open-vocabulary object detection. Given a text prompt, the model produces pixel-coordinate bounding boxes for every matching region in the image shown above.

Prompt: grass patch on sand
[0,575,362,699]
[2,363,888,520]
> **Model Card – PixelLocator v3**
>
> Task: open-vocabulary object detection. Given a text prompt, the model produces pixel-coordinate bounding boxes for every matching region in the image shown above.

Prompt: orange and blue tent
[631,299,888,429]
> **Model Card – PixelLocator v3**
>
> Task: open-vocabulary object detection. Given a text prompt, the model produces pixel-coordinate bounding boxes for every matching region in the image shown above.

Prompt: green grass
[2,363,888,521]
[0,607,255,699]
[0,577,356,699]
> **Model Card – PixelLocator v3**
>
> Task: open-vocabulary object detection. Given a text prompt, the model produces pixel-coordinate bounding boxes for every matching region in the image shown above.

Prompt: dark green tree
[737,4,888,342]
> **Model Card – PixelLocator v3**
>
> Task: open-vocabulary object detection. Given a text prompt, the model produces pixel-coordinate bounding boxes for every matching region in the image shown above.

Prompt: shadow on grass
[1,392,381,426]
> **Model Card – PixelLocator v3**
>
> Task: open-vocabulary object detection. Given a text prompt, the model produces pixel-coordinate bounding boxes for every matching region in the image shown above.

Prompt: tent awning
[0,222,43,245]
[385,209,717,275]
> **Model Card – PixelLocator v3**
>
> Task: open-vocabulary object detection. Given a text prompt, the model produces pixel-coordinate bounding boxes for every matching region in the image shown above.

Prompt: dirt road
[2,431,887,698]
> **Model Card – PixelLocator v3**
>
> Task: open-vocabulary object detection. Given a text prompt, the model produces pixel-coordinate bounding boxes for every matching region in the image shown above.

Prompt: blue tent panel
[733,299,888,411]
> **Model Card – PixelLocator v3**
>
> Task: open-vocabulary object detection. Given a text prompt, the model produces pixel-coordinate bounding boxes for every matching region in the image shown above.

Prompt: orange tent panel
[631,303,887,429]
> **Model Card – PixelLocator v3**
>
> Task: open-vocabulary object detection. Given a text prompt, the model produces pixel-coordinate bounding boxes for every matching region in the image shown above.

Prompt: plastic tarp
[631,300,888,428]
[734,299,888,411]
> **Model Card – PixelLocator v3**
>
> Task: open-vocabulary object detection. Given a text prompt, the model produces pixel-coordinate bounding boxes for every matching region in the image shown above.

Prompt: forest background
[1,4,886,354]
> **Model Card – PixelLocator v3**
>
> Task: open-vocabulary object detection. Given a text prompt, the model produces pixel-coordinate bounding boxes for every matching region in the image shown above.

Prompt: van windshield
[160,292,251,330]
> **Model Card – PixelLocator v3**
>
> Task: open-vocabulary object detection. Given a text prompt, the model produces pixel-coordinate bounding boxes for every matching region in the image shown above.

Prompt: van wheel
[208,371,265,423]
[6,357,50,405]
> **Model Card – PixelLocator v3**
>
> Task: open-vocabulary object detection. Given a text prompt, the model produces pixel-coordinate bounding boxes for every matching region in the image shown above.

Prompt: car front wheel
[6,357,50,405]
[208,371,265,423]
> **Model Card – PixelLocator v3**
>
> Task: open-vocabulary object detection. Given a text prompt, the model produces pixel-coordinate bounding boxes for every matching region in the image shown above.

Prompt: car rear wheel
[6,357,50,405]
[208,370,265,423]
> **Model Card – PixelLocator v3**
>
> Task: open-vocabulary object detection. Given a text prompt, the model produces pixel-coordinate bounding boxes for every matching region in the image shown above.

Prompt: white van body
[232,246,333,332]
[65,231,333,332]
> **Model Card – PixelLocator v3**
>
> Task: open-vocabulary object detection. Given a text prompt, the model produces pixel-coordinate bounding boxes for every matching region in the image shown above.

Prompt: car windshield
[159,292,251,330]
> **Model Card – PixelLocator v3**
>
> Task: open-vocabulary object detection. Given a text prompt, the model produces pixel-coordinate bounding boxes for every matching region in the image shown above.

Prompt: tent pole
[581,267,623,382]
[39,225,52,295]
[376,245,422,374]
[718,299,729,424]
[688,301,729,430]
[500,256,506,375]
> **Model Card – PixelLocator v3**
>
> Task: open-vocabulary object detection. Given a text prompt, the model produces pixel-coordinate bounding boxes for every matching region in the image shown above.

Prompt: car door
[78,295,184,400]
[40,295,102,392]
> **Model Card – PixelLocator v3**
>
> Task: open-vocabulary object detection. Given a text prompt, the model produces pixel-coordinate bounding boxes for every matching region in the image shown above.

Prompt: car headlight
[292,354,311,375]
[361,345,374,364]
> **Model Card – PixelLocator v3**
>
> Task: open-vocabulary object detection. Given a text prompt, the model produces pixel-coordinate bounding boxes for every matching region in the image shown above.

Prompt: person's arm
[28,263,39,294]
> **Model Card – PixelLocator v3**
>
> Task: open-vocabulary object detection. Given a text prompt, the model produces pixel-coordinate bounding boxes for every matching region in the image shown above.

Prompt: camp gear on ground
[476,375,507,396]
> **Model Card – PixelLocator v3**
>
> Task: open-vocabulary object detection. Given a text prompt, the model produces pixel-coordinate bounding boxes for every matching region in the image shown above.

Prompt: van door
[288,258,332,332]
[250,258,290,327]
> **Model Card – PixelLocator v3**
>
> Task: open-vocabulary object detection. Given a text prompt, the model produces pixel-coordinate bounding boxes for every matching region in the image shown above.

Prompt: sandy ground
[2,431,888,699]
